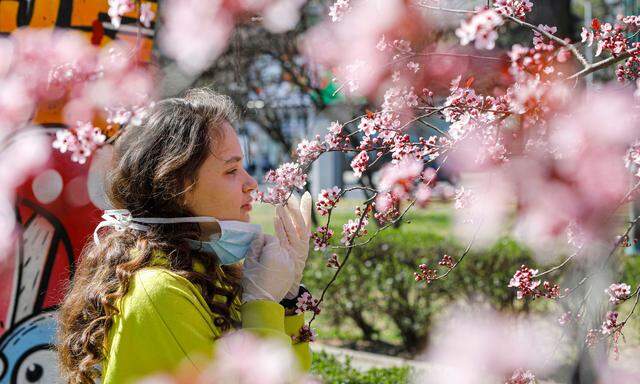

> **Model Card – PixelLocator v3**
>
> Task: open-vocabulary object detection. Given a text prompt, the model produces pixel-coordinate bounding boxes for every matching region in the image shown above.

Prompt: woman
[57,88,313,383]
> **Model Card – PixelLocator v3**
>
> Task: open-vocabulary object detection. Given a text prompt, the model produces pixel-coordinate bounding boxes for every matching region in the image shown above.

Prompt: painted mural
[0,2,156,382]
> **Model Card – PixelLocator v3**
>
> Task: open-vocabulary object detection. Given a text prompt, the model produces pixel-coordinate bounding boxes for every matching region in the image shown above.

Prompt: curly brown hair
[57,88,243,384]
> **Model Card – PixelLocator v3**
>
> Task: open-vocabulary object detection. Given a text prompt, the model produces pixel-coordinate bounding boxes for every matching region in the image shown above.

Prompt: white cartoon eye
[14,347,60,384]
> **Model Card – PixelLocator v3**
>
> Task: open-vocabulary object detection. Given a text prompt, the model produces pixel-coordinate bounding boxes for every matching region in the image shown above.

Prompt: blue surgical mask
[185,221,262,265]
[93,209,262,265]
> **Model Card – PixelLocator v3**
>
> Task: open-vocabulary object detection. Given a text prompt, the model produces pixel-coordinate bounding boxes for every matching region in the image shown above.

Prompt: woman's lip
[241,204,252,211]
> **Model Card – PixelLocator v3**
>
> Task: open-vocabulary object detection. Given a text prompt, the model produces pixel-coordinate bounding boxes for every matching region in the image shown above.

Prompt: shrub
[310,351,412,384]
[305,229,538,356]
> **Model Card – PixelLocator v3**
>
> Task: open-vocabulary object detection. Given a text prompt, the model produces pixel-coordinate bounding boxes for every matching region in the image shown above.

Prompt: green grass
[250,199,453,237]
[310,351,412,384]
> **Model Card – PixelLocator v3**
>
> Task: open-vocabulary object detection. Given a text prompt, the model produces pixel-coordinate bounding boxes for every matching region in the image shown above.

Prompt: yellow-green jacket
[101,255,311,383]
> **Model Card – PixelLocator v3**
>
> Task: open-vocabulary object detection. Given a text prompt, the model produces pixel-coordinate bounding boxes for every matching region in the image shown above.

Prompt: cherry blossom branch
[504,15,589,68]
[433,223,480,281]
[567,48,638,80]
[619,286,640,327]
[307,198,375,327]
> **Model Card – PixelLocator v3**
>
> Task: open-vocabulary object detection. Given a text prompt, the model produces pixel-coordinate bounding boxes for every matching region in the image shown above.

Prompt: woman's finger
[279,203,299,242]
[273,209,291,249]
[285,196,305,238]
[300,191,312,234]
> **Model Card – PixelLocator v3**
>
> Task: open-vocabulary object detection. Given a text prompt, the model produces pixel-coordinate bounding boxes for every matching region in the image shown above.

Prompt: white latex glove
[241,234,296,303]
[274,191,312,299]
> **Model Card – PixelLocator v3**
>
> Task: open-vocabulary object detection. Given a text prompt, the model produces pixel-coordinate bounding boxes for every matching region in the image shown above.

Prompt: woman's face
[185,121,258,227]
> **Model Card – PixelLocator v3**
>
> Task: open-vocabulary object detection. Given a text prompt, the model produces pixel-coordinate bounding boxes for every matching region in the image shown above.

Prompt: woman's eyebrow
[224,155,243,163]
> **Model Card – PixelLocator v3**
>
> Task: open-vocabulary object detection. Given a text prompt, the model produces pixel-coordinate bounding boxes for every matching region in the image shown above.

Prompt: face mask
[93,209,262,265]
[185,221,262,265]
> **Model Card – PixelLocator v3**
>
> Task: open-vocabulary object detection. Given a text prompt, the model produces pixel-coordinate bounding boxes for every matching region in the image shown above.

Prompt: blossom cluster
[581,17,640,81]
[329,0,351,22]
[257,162,308,205]
[508,265,560,300]
[295,292,321,315]
[493,0,533,20]
[505,369,536,384]
[316,187,341,216]
[341,217,369,245]
[414,264,438,284]
[52,122,106,164]
[455,8,504,50]
[605,283,632,304]
[601,311,619,335]
[108,0,156,29]
[311,225,334,251]
[292,325,317,343]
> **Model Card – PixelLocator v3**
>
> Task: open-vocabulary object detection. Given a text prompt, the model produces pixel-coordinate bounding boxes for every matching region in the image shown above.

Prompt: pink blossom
[415,264,437,284]
[558,311,572,326]
[378,157,424,200]
[413,183,432,208]
[407,61,420,73]
[493,0,533,20]
[295,137,323,165]
[158,0,233,75]
[259,162,308,204]
[508,265,540,300]
[350,150,369,177]
[605,283,632,304]
[108,0,135,29]
[0,132,50,256]
[326,253,340,268]
[601,311,619,335]
[201,331,298,383]
[312,225,334,251]
[374,192,400,224]
[52,122,106,164]
[456,9,504,50]
[292,324,317,343]
[302,0,404,96]
[376,35,388,51]
[329,0,351,22]
[341,217,368,244]
[262,0,306,33]
[505,369,536,384]
[438,254,455,268]
[418,306,560,384]
[454,186,472,210]
[585,329,599,347]
[140,2,155,28]
[316,187,341,216]
[295,292,320,315]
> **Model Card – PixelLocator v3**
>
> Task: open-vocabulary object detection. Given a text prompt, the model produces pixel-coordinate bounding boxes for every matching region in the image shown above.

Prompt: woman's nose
[243,172,258,194]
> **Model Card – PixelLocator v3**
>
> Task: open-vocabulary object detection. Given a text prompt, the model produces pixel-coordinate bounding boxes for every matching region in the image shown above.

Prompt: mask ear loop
[93,209,219,245]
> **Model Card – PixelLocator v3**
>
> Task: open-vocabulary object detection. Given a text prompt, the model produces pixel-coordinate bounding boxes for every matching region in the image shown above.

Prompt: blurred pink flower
[201,331,300,384]
[456,9,504,50]
[108,0,135,28]
[302,0,405,96]
[159,0,233,75]
[0,132,50,257]
[262,0,306,33]
[140,2,156,28]
[418,306,560,384]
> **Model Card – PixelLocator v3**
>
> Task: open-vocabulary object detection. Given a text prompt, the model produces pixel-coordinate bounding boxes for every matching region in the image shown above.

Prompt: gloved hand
[241,233,296,303]
[274,192,312,300]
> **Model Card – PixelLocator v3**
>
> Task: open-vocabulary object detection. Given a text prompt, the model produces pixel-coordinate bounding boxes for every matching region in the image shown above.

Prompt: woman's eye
[226,169,238,175]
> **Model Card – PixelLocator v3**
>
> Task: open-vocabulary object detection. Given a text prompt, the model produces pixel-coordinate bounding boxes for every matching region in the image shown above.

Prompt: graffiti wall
[0,2,156,382]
